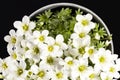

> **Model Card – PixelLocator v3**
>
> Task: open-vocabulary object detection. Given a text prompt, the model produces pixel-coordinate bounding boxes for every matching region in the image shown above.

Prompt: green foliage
[34,8,82,43]
[89,23,112,49]
[33,8,111,49]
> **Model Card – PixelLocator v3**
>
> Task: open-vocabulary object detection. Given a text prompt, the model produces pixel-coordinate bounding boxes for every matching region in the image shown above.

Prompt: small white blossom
[32,30,49,45]
[76,13,95,32]
[93,48,114,71]
[13,16,35,36]
[49,68,68,80]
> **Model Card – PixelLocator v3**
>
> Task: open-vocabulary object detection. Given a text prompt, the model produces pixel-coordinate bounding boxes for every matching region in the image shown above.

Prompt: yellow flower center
[39,35,45,42]
[67,60,73,66]
[47,56,54,65]
[99,56,106,63]
[11,37,16,44]
[81,19,89,26]
[79,33,85,38]
[28,71,33,75]
[17,68,23,76]
[105,77,111,80]
[79,47,85,55]
[56,72,63,79]
[48,46,54,52]
[2,62,8,70]
[25,47,29,51]
[109,67,115,73]
[33,47,40,54]
[89,73,95,79]
[12,53,17,59]
[37,71,45,78]
[88,49,94,55]
[22,24,29,31]
[78,65,86,72]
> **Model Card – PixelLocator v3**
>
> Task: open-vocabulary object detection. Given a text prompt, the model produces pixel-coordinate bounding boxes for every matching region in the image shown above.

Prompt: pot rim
[29,2,114,53]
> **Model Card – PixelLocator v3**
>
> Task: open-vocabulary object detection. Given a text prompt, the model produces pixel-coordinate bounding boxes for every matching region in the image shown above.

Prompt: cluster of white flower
[0,14,120,80]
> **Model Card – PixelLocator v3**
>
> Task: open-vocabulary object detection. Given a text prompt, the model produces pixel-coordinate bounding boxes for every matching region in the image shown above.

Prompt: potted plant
[0,3,120,80]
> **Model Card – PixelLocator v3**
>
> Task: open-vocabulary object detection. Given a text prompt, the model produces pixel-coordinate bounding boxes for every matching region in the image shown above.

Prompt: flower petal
[4,35,11,42]
[85,13,93,21]
[42,30,49,36]
[46,37,55,45]
[22,16,30,24]
[76,14,83,22]
[13,21,22,29]
[9,29,15,36]
[56,34,64,42]
[29,22,36,29]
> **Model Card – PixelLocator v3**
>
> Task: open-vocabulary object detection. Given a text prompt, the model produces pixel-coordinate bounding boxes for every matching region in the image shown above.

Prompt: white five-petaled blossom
[32,30,49,44]
[71,58,89,80]
[4,29,19,45]
[41,37,60,57]
[83,46,96,60]
[71,26,91,48]
[86,67,100,80]
[13,16,35,36]
[25,43,41,62]
[76,13,95,32]
[49,68,68,80]
[59,56,76,70]
[93,48,115,71]
[11,60,27,80]
[30,64,50,80]
[103,63,120,79]
[40,55,61,71]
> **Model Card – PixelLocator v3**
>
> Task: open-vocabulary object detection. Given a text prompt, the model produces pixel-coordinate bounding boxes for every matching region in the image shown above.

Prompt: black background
[0,0,120,59]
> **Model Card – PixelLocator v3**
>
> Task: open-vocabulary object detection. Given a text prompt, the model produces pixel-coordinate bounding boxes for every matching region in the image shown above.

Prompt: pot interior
[29,3,114,53]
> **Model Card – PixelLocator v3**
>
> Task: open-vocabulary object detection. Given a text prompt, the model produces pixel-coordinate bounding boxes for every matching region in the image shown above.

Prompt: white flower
[26,43,41,62]
[100,72,113,80]
[83,46,96,60]
[0,57,15,75]
[11,60,27,80]
[71,26,91,48]
[7,47,21,61]
[103,63,120,79]
[31,64,50,80]
[71,25,89,39]
[86,67,100,80]
[49,68,68,80]
[76,13,95,32]
[32,30,49,44]
[41,37,60,57]
[59,56,76,70]
[71,58,89,80]
[4,29,19,45]
[40,55,60,71]
[93,48,114,71]
[13,16,35,36]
